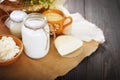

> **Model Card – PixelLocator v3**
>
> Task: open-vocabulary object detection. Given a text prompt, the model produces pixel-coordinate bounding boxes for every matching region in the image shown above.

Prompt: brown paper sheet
[0,9,99,80]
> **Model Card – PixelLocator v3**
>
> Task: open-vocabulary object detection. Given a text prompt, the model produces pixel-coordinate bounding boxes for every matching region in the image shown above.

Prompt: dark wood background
[56,0,120,80]
[0,0,120,80]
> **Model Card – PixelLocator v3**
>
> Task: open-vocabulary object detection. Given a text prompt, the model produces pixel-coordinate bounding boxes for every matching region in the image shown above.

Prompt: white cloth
[58,6,105,43]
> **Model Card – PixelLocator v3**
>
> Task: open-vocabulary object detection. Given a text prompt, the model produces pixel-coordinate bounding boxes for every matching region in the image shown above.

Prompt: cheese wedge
[54,35,83,56]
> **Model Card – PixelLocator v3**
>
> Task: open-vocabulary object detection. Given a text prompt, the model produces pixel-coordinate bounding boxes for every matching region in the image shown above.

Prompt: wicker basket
[0,0,23,13]
[0,0,45,13]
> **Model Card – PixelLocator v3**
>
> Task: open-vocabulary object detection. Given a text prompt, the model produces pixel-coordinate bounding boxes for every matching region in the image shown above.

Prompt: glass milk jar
[5,10,27,38]
[22,13,50,59]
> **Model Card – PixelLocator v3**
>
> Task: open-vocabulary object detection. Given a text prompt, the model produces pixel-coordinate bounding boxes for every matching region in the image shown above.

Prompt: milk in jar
[5,10,27,38]
[22,13,50,59]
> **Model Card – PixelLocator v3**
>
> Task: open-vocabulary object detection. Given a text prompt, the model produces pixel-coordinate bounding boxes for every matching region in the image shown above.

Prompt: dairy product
[22,13,50,59]
[56,6,105,43]
[0,36,20,62]
[54,35,83,56]
[45,12,63,21]
[5,10,27,38]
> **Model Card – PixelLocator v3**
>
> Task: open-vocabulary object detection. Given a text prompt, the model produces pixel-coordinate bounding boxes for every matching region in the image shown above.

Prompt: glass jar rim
[23,13,47,30]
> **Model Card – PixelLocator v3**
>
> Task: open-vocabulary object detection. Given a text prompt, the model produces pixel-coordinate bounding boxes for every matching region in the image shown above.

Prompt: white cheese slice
[54,35,83,56]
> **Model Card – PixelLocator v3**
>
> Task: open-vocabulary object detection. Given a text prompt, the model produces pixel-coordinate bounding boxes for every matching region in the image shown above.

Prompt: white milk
[5,10,27,38]
[22,13,50,59]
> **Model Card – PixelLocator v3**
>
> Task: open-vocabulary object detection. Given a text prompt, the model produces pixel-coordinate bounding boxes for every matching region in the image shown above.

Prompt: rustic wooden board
[0,3,100,80]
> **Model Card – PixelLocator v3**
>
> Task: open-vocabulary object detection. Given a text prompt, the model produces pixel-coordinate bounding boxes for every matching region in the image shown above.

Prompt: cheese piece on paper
[54,35,83,56]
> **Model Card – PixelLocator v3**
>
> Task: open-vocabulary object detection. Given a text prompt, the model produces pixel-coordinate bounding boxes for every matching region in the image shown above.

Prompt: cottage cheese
[0,36,20,62]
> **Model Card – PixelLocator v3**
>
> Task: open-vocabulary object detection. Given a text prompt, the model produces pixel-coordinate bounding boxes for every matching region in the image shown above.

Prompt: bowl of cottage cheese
[0,35,23,66]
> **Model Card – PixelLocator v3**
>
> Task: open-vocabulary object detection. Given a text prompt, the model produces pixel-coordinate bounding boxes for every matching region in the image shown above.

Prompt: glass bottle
[22,13,50,59]
[5,10,27,38]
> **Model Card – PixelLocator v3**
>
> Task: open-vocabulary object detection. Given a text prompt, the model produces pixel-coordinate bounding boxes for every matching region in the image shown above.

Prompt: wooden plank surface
[56,0,120,80]
[0,0,120,80]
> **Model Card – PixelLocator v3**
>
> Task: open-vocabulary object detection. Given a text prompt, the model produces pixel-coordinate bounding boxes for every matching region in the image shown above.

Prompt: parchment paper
[0,9,99,80]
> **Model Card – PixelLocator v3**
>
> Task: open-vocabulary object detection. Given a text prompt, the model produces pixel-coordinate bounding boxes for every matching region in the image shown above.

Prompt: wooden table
[0,0,120,80]
[56,0,120,80]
